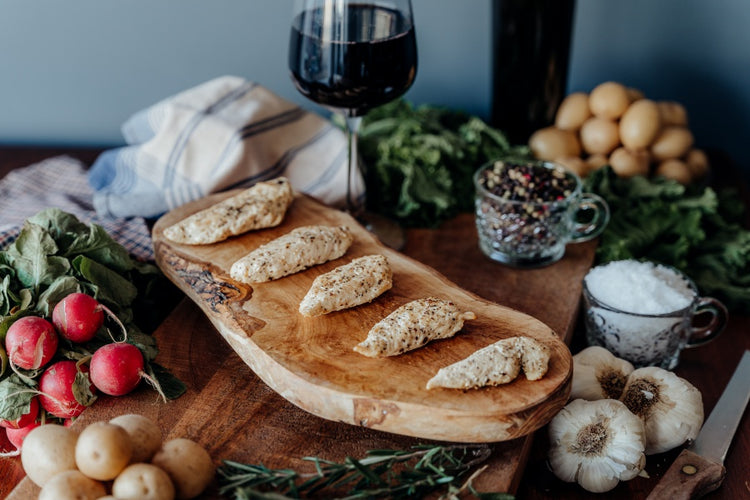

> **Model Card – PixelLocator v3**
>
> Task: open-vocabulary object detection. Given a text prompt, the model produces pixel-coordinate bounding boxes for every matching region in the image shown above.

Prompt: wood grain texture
[151,191,573,443]
[646,449,726,500]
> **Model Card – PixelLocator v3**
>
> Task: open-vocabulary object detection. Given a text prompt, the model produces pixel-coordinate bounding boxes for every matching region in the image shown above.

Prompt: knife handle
[646,449,726,500]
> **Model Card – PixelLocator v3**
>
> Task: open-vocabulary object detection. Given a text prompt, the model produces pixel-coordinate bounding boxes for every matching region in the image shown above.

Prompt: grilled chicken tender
[354,297,476,357]
[426,336,551,390]
[230,225,353,283]
[299,255,393,316]
[163,177,294,245]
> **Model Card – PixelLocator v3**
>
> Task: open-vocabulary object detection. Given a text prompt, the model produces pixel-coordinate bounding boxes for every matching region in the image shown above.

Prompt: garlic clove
[571,346,635,400]
[619,366,704,455]
[548,398,646,493]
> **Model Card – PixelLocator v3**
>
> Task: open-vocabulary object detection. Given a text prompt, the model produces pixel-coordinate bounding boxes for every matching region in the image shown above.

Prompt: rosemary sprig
[217,444,515,499]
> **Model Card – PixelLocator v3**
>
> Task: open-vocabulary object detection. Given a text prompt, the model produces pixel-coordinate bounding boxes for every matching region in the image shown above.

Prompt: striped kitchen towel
[0,156,154,261]
[88,76,361,219]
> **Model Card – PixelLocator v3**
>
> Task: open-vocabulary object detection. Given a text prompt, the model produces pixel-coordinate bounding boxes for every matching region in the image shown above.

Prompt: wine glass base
[357,211,405,251]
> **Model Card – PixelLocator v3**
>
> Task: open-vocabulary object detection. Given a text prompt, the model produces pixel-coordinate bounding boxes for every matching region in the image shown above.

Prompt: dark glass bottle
[491,0,576,145]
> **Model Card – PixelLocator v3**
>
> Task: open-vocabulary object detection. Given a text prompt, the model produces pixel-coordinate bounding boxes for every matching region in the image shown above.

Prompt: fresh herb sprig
[585,166,750,312]
[217,444,514,500]
[355,100,530,228]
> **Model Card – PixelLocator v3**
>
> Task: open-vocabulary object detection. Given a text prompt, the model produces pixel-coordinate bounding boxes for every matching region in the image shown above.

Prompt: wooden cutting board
[150,191,573,443]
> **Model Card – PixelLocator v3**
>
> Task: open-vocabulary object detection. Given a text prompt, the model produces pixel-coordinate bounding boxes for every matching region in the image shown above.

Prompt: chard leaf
[36,276,82,317]
[146,362,186,400]
[28,208,134,273]
[6,222,70,289]
[72,255,138,309]
[64,223,134,273]
[73,368,98,407]
[0,374,36,421]
[125,328,159,362]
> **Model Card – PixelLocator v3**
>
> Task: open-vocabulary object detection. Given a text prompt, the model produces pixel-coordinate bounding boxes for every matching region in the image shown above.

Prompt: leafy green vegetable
[0,209,185,423]
[356,100,530,227]
[0,374,36,422]
[585,167,750,312]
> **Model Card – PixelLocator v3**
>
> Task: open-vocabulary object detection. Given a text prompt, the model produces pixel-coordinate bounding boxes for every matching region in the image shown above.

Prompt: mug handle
[686,297,728,347]
[569,193,610,243]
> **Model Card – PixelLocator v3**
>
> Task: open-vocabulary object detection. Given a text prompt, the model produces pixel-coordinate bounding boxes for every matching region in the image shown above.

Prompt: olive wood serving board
[150,191,573,443]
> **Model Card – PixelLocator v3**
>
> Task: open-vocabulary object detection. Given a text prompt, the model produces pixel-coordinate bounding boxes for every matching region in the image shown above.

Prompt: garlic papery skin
[571,346,635,401]
[548,398,646,493]
[619,366,704,455]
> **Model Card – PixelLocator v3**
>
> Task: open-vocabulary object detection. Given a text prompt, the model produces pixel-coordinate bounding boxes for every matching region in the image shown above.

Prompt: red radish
[38,360,95,419]
[0,427,12,452]
[0,396,39,429]
[90,343,145,396]
[52,292,105,343]
[5,421,41,451]
[4,316,58,370]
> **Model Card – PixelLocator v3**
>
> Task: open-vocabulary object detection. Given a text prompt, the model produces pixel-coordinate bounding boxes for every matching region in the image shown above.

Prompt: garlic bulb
[548,398,646,493]
[619,366,704,455]
[571,346,635,400]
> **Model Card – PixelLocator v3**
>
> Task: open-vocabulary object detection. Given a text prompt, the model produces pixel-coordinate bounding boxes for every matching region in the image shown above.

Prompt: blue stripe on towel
[224,122,334,191]
[239,107,306,138]
[211,106,307,179]
[162,81,257,189]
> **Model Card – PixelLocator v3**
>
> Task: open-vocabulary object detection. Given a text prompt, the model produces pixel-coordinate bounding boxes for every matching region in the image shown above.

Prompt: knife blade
[646,350,750,500]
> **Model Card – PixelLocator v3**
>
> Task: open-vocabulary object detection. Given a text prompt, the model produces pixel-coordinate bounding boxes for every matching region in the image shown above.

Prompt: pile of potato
[528,81,709,184]
[20,414,214,500]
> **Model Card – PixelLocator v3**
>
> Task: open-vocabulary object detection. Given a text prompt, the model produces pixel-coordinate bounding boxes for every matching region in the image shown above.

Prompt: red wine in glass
[288,0,417,248]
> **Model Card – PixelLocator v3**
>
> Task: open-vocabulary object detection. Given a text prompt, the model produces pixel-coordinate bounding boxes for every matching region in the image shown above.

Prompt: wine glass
[288,0,417,248]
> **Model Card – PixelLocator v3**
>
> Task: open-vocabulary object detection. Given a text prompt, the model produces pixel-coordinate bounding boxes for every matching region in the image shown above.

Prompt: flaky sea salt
[584,260,693,314]
[583,260,697,368]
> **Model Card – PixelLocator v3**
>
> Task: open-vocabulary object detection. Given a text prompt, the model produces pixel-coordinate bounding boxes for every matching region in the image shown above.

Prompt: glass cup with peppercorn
[474,160,609,268]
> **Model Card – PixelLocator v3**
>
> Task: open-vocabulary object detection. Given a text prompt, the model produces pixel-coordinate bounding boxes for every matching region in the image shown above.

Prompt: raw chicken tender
[230,225,353,283]
[163,177,294,244]
[354,297,476,357]
[299,255,392,316]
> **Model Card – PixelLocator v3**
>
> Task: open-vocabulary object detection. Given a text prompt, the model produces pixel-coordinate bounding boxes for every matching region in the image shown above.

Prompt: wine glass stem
[344,115,363,216]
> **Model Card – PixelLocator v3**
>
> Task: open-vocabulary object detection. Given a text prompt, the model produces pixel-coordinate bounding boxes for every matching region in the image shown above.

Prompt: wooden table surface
[0,146,748,500]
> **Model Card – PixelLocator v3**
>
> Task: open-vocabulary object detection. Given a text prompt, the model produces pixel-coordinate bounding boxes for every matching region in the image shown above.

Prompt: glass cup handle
[686,297,728,347]
[569,193,610,243]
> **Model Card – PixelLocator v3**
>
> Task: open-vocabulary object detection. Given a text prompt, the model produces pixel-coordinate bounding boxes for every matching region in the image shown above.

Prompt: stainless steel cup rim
[473,159,583,208]
[582,263,700,318]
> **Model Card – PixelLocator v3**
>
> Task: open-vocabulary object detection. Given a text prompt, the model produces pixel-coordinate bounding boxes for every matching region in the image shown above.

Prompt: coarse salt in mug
[582,259,728,369]
[474,159,609,268]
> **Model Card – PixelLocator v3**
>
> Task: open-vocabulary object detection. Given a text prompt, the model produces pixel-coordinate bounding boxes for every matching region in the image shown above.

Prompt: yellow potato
[685,148,709,179]
[112,463,176,500]
[528,126,581,161]
[110,414,163,463]
[20,424,78,487]
[580,117,620,155]
[626,87,645,102]
[38,470,106,500]
[555,92,591,131]
[589,81,630,119]
[609,147,650,178]
[76,421,133,481]
[651,126,694,161]
[658,101,689,126]
[619,99,662,150]
[585,154,609,170]
[555,156,591,178]
[152,438,215,499]
[656,159,692,184]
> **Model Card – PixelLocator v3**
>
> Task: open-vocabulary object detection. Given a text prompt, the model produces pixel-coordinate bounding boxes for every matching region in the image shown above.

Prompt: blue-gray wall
[1,0,748,176]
